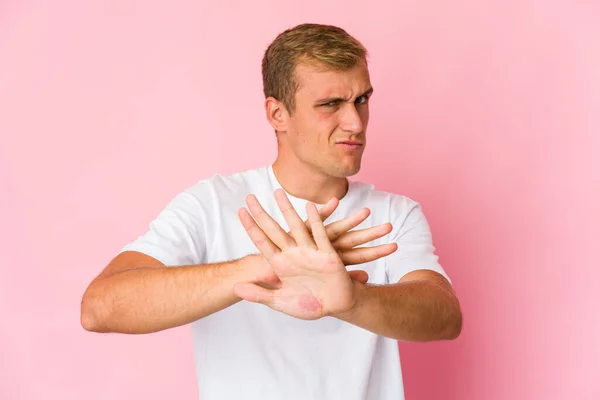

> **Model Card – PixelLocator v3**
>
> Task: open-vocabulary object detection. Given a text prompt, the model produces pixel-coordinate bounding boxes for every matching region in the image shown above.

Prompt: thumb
[348,270,369,284]
[233,282,275,305]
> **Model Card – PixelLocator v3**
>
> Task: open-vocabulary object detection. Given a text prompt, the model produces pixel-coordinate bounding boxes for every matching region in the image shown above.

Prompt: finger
[274,189,315,248]
[324,208,371,242]
[339,243,399,265]
[318,197,339,221]
[304,197,339,233]
[332,222,393,250]
[233,282,276,306]
[238,208,279,261]
[348,269,369,284]
[306,202,335,252]
[246,194,295,250]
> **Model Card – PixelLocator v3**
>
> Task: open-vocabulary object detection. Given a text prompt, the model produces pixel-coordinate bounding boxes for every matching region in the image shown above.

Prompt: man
[81,23,462,400]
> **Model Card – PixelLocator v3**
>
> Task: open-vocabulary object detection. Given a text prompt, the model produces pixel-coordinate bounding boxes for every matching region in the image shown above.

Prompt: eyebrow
[314,87,374,105]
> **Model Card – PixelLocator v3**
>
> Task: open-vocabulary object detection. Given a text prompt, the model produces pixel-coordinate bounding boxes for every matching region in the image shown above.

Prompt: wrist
[237,253,278,285]
[333,279,367,321]
[234,254,260,281]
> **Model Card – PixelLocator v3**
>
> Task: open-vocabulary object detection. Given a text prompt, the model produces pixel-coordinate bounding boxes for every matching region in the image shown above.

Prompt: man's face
[281,61,372,178]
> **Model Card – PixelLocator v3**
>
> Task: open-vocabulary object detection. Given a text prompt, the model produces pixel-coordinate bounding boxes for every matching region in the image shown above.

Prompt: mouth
[336,141,364,150]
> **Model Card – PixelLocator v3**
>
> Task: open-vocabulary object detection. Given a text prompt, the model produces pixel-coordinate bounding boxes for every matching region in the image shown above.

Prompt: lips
[336,141,363,151]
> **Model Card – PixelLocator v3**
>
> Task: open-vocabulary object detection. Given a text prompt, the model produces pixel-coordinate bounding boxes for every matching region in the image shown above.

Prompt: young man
[81,23,462,400]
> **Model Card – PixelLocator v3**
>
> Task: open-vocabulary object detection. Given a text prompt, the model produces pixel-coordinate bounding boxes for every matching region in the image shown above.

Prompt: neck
[272,156,349,205]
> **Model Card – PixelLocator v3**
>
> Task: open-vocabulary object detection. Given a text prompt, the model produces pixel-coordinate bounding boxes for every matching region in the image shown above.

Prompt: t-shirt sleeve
[119,189,211,267]
[385,197,451,285]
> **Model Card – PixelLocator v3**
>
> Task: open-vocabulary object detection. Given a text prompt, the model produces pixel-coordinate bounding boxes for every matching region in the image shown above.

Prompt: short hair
[262,23,368,113]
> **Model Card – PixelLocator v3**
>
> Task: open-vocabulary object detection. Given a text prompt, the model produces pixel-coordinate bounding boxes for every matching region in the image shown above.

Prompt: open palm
[234,189,358,320]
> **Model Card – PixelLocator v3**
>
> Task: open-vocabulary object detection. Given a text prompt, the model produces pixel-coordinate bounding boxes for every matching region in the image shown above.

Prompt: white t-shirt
[121,164,450,400]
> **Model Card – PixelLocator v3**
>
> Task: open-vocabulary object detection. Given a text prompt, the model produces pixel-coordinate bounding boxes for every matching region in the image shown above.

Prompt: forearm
[81,256,258,334]
[335,279,462,342]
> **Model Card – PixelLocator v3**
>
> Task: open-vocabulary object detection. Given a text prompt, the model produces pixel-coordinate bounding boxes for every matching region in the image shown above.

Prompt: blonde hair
[262,23,368,113]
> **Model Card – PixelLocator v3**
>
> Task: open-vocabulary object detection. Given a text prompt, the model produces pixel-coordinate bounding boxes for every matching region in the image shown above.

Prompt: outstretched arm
[334,269,462,342]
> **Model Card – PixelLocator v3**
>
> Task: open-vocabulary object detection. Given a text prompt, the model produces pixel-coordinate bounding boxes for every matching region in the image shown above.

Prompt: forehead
[293,61,371,99]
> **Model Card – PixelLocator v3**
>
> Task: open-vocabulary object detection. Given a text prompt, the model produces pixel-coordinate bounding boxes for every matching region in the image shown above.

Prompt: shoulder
[350,179,421,217]
[180,165,270,207]
[352,180,437,247]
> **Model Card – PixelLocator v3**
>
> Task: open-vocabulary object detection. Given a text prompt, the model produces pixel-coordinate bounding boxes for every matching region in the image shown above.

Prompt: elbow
[444,305,463,340]
[80,286,109,333]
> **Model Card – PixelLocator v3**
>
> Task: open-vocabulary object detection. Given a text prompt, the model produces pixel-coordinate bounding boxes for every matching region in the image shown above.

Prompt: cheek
[359,107,370,124]
[317,115,338,145]
[316,111,339,135]
[296,111,337,143]
[317,110,336,123]
[291,110,338,146]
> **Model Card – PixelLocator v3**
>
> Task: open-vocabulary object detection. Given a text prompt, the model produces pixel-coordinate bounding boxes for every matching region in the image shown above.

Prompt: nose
[339,103,364,134]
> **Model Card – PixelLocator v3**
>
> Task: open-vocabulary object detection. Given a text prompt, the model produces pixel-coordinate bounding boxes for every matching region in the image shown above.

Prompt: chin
[335,163,361,178]
[344,167,361,177]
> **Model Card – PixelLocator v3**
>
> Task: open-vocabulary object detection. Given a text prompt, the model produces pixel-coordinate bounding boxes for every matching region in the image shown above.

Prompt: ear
[265,97,289,132]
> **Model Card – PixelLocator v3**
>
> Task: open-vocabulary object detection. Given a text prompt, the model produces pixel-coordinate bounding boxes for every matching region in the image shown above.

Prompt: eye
[355,95,369,105]
[322,101,339,107]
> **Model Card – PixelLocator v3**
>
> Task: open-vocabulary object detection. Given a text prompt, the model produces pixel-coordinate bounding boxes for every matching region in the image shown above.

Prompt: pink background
[1,1,598,399]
